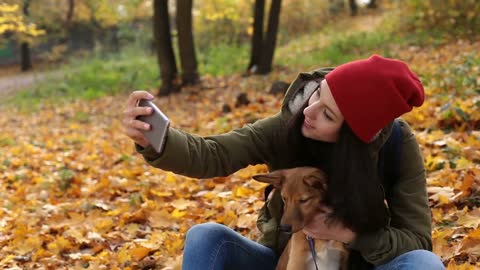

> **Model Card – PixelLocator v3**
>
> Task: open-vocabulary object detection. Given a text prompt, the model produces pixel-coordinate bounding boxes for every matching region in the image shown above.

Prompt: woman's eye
[323,110,333,121]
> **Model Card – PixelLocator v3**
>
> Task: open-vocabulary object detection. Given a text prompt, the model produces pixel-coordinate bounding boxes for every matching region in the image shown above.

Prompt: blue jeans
[182,222,445,270]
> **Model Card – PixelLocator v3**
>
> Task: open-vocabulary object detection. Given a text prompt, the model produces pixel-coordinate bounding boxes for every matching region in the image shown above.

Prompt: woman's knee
[398,250,445,269]
[185,222,231,246]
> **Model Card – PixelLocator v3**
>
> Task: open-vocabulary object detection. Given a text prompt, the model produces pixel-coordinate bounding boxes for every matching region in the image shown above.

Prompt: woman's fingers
[125,127,149,148]
[127,90,154,108]
[123,90,155,147]
[123,118,151,131]
[124,106,153,118]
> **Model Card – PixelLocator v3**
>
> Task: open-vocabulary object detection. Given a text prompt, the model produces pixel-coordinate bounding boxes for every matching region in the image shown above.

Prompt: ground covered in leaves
[1,40,480,270]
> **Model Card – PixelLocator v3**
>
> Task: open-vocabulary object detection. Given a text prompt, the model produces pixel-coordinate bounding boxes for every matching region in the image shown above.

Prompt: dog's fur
[253,167,349,270]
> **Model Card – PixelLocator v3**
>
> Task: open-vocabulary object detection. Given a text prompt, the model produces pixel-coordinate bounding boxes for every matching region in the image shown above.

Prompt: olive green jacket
[136,68,432,266]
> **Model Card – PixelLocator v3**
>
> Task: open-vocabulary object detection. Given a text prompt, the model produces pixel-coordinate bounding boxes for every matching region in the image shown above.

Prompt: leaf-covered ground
[1,37,480,270]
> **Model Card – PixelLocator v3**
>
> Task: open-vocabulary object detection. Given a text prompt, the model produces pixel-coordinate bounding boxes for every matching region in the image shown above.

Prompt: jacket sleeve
[135,112,286,179]
[347,120,432,265]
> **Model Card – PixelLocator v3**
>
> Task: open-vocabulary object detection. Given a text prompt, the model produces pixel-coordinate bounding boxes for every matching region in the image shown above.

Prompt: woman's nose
[303,102,319,119]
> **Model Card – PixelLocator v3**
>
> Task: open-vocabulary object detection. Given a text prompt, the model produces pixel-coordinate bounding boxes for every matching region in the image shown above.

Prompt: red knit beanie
[325,55,424,143]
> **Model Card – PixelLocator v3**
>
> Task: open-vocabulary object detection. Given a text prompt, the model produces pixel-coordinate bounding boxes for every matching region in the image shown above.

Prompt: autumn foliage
[1,38,480,269]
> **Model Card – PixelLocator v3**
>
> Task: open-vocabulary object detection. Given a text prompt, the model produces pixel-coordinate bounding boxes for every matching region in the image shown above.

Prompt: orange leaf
[460,172,474,197]
[467,228,480,240]
[131,246,150,261]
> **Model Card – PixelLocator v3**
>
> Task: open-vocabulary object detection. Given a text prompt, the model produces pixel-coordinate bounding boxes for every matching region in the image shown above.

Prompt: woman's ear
[252,170,284,189]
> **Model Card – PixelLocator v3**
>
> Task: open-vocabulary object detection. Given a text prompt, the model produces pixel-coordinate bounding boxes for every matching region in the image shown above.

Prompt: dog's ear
[303,170,328,192]
[252,170,284,188]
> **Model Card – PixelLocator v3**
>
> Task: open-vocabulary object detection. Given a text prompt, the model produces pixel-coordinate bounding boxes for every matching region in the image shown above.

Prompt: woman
[123,55,445,270]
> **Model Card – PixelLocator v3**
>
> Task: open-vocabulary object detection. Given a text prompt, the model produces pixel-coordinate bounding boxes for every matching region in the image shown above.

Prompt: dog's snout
[279,224,292,232]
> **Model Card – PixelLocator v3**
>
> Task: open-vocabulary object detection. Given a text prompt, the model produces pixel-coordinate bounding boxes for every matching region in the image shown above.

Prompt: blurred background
[1,0,477,100]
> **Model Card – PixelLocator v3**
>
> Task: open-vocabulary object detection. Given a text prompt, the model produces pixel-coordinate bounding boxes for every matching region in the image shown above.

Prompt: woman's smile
[303,118,314,129]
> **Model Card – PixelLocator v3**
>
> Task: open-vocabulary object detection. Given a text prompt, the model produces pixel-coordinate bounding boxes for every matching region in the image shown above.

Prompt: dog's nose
[278,224,292,232]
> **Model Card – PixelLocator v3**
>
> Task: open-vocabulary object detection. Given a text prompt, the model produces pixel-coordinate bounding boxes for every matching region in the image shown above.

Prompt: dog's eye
[299,197,311,203]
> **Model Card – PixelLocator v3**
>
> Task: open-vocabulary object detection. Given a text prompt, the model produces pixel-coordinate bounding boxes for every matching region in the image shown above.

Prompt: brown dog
[253,167,349,270]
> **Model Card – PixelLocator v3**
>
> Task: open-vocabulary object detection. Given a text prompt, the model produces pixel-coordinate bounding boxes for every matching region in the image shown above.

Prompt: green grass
[277,30,400,70]
[3,43,249,109]
[198,43,249,76]
[6,47,158,107]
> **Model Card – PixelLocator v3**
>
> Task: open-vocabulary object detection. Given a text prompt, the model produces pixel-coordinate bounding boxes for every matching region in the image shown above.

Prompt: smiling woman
[301,80,344,142]
[123,55,445,270]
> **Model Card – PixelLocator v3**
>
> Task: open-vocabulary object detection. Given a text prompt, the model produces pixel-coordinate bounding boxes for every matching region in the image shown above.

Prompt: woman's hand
[123,91,155,148]
[303,206,356,244]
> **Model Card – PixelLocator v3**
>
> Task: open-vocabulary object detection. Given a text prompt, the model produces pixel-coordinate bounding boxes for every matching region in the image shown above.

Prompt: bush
[397,0,479,40]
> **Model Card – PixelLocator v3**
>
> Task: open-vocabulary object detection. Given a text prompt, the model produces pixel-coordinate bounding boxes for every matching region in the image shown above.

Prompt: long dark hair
[286,82,388,233]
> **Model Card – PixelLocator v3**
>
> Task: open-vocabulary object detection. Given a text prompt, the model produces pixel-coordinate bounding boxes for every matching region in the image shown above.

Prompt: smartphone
[136,99,170,153]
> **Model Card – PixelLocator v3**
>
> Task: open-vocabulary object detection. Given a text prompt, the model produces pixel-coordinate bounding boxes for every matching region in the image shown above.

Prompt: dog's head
[253,167,328,233]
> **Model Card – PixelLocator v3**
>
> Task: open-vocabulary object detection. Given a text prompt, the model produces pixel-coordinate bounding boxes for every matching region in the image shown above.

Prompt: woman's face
[302,80,344,142]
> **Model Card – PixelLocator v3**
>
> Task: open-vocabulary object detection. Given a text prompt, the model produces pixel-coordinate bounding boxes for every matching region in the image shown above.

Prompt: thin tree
[153,0,178,96]
[247,0,282,75]
[20,0,33,71]
[257,0,281,74]
[66,0,75,28]
[176,0,198,85]
[349,0,358,16]
[247,0,265,73]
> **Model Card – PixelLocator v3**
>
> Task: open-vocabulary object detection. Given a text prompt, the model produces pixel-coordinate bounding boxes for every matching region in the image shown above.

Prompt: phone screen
[136,99,170,153]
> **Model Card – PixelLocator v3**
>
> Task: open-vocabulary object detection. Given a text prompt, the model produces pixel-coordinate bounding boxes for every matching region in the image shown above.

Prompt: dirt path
[0,70,63,98]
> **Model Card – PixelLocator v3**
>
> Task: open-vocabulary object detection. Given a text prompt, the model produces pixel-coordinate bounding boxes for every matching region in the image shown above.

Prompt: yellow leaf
[12,223,30,239]
[455,157,471,170]
[32,248,52,262]
[457,214,480,229]
[106,208,123,216]
[125,223,140,237]
[439,194,450,205]
[233,186,254,198]
[150,189,173,197]
[117,245,131,265]
[0,255,15,265]
[447,260,476,270]
[171,209,186,218]
[94,218,114,232]
[47,236,72,254]
[164,172,177,184]
[149,210,172,229]
[171,199,196,210]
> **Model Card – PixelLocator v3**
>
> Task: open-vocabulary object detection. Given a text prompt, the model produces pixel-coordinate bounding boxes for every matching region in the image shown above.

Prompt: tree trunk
[176,0,199,86]
[66,0,75,28]
[247,0,265,73]
[153,0,178,96]
[60,0,75,46]
[257,0,282,74]
[20,43,32,71]
[349,0,358,16]
[367,0,377,9]
[21,0,33,71]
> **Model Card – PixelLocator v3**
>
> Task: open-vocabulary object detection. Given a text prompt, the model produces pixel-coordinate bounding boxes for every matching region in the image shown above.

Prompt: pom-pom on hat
[325,55,425,143]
